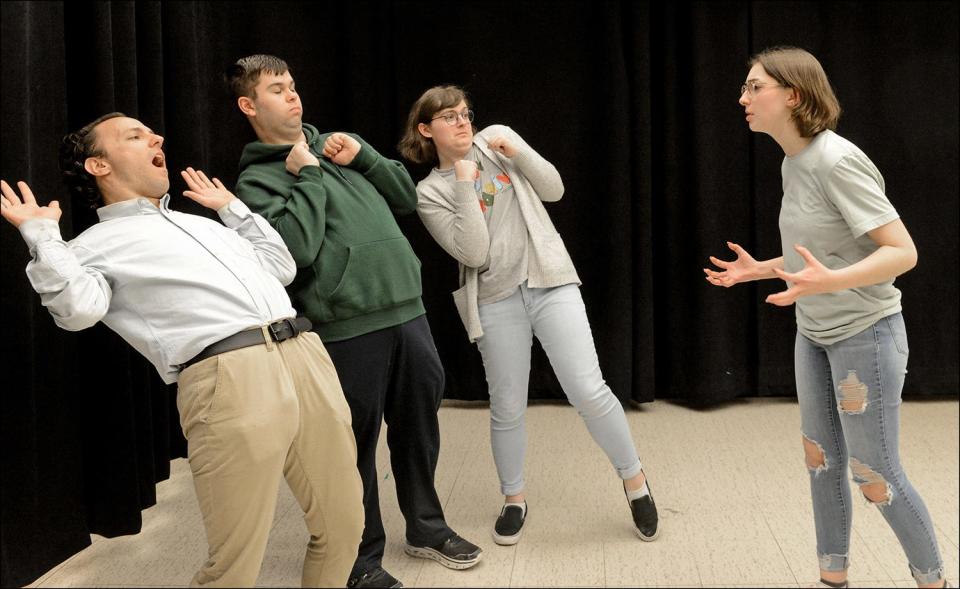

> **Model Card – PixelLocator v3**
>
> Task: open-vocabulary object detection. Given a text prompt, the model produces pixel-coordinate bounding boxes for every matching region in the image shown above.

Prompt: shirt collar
[97,194,171,222]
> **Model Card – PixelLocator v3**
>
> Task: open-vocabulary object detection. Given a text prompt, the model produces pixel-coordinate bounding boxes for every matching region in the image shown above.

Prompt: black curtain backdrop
[1,1,957,585]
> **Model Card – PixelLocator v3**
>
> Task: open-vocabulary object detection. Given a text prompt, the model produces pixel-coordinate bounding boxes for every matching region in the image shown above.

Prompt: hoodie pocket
[328,237,422,318]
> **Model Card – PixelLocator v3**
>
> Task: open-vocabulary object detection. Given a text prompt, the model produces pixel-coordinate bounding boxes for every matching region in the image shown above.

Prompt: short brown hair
[59,112,126,209]
[750,46,841,137]
[398,85,472,164]
[224,54,290,99]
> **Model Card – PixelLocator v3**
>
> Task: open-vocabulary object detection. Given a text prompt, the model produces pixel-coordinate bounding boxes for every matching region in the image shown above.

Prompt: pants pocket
[884,315,909,356]
[176,356,222,438]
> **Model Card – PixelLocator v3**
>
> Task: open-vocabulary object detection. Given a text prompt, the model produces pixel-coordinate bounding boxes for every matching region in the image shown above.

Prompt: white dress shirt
[18,195,298,384]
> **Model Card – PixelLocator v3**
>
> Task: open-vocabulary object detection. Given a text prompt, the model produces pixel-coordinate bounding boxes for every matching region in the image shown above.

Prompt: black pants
[321,315,452,577]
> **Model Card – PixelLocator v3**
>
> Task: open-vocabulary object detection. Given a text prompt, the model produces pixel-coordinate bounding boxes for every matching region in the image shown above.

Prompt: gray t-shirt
[437,146,531,304]
[779,129,902,345]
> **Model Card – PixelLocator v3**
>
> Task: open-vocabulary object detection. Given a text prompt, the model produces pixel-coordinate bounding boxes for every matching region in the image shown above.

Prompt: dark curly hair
[59,112,125,209]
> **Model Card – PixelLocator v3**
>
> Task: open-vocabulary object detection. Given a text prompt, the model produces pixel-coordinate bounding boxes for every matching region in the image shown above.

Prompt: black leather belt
[179,317,313,372]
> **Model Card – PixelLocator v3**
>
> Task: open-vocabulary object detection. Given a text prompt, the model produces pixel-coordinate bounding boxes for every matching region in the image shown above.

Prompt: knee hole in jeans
[849,457,892,505]
[802,434,827,473]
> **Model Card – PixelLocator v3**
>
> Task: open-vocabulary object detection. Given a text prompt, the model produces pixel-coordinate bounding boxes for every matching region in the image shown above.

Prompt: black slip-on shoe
[626,481,660,541]
[492,501,527,545]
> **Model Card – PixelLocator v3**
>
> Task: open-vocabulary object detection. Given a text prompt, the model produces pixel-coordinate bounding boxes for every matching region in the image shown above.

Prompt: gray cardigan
[416,125,580,341]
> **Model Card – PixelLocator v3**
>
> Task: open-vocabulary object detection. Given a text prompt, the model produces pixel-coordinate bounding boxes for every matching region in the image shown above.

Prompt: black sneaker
[346,566,403,588]
[492,501,527,545]
[626,481,660,541]
[404,533,482,570]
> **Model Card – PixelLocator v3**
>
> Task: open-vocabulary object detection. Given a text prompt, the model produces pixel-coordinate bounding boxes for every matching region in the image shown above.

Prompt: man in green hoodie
[227,55,481,588]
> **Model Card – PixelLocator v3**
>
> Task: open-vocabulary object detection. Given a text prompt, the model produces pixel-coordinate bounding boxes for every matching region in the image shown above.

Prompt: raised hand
[0,180,62,228]
[180,168,236,210]
[487,136,518,158]
[286,141,320,176]
[454,159,479,182]
[322,132,361,166]
[704,241,759,287]
[766,245,836,306]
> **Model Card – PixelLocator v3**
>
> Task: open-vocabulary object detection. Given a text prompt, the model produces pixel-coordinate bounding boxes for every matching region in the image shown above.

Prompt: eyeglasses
[431,109,474,126]
[740,80,783,97]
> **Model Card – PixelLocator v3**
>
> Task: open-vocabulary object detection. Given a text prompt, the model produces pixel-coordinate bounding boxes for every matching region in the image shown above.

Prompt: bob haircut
[398,85,474,164]
[750,46,841,137]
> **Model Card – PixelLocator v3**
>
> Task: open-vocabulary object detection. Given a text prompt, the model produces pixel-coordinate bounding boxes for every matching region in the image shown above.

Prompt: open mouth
[152,153,165,168]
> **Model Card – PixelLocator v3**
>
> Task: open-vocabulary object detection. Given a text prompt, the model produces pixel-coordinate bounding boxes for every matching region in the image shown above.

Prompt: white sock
[504,500,527,518]
[626,481,650,501]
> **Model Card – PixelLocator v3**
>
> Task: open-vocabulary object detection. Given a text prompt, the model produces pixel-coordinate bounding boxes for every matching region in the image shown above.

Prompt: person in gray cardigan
[398,85,660,545]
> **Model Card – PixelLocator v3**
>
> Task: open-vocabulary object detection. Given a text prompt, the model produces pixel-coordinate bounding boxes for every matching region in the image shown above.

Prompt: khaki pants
[177,330,364,587]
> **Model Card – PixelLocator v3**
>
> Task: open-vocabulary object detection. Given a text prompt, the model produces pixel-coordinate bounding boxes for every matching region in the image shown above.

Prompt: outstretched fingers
[196,169,213,187]
[793,244,820,267]
[17,181,37,205]
[708,255,731,270]
[181,168,212,192]
[772,267,797,282]
[726,241,748,257]
[704,270,732,287]
[0,180,17,207]
[181,169,200,191]
[765,287,796,306]
[1,179,37,208]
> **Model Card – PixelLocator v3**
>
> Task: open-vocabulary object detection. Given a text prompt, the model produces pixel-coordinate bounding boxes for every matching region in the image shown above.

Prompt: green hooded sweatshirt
[236,124,424,341]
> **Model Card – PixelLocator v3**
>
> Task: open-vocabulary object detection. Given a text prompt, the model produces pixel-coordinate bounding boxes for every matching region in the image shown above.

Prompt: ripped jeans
[795,312,944,584]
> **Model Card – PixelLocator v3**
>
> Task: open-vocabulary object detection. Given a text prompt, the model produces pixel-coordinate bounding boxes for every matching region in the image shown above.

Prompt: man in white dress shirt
[0,112,364,588]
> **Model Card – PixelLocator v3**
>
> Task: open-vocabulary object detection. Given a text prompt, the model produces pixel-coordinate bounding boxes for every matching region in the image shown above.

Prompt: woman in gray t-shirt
[399,85,660,547]
[705,47,945,589]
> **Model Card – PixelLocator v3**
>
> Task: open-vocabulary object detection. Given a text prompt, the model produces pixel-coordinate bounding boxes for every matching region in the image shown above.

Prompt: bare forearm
[751,257,784,281]
[829,245,916,292]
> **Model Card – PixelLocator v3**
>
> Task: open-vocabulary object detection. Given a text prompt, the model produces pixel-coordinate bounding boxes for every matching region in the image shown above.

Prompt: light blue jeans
[795,313,944,584]
[476,282,643,496]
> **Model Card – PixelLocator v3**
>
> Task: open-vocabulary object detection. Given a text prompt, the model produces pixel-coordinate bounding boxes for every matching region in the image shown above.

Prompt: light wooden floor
[27,398,959,588]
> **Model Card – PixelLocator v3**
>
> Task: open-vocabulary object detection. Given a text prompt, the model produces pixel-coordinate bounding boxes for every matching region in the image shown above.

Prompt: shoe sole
[403,545,482,570]
[492,527,522,546]
[633,524,660,542]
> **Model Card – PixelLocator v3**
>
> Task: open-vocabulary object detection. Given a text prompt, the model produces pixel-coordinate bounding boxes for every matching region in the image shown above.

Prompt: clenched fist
[454,159,478,182]
[487,136,518,158]
[286,141,320,176]
[322,133,361,166]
